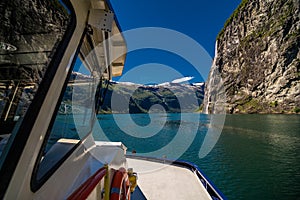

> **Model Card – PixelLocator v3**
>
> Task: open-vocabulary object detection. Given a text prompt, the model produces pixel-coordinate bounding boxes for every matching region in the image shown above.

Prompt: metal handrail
[67,166,107,200]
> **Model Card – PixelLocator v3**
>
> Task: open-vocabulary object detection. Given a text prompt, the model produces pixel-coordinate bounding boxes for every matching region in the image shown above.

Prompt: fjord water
[94,114,300,199]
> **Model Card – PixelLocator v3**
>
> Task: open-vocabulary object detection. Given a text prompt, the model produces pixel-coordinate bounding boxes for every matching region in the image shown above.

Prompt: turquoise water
[94,114,300,199]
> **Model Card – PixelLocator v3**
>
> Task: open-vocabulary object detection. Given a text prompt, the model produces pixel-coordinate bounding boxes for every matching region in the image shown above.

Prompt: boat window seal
[0,0,76,198]
[105,0,123,33]
[30,27,89,192]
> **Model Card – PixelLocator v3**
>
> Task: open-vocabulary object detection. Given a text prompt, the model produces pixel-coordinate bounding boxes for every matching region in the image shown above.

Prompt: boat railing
[176,160,226,200]
[67,166,107,200]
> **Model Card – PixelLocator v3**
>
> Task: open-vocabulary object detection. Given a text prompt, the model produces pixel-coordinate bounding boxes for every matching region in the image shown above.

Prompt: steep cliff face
[204,0,300,114]
[0,0,70,132]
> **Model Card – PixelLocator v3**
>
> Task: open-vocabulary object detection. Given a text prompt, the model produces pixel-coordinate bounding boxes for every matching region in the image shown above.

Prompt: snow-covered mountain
[59,73,205,114]
[99,81,205,113]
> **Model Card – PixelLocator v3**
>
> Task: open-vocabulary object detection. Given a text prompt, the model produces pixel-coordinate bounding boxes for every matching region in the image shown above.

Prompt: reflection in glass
[36,25,109,180]
[0,0,70,158]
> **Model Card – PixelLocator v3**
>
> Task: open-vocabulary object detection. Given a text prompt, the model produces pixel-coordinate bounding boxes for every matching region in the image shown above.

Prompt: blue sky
[110,0,241,84]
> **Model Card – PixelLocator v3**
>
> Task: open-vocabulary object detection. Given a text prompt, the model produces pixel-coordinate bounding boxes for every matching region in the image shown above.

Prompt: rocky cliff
[203,0,300,114]
[0,0,70,132]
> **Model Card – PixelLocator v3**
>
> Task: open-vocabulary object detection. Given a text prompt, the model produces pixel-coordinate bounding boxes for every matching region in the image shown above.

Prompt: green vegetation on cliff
[217,0,249,40]
[204,0,300,114]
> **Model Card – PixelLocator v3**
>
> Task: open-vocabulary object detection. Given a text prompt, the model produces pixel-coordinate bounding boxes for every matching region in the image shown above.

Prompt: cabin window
[33,25,109,186]
[0,0,75,197]
[0,1,71,163]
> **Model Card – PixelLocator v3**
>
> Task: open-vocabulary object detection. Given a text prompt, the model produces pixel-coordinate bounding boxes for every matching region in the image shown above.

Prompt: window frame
[0,0,76,197]
[30,27,99,191]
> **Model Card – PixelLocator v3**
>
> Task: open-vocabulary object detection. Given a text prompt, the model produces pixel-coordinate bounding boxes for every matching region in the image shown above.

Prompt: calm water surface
[94,114,300,199]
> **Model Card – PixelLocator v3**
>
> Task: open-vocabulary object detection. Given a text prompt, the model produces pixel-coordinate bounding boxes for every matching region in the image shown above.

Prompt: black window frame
[0,0,76,197]
[30,26,92,191]
[31,4,120,192]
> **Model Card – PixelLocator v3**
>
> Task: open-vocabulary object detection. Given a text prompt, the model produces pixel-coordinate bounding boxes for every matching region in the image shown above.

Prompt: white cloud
[171,76,194,83]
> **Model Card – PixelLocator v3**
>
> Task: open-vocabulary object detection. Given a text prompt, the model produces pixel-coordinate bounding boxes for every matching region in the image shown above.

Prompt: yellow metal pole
[104,164,110,200]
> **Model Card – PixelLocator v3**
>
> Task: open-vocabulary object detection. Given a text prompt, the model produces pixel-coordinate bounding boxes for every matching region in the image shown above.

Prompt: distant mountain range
[59,72,205,114]
[98,81,204,114]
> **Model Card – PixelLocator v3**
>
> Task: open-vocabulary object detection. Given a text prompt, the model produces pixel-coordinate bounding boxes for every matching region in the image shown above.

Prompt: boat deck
[127,157,212,200]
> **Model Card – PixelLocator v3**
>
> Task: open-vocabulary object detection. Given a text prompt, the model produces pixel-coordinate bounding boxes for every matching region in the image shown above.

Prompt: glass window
[34,26,108,183]
[0,1,71,160]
